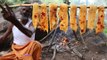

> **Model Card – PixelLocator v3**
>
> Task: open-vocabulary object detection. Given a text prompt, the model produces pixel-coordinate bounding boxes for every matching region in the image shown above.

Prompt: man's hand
[0,4,17,23]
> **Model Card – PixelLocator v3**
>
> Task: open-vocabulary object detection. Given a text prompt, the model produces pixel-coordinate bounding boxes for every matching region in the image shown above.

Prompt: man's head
[20,2,32,18]
[20,6,32,18]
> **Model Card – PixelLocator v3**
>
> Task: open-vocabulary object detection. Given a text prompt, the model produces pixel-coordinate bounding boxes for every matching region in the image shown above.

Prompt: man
[0,2,33,44]
[0,3,42,60]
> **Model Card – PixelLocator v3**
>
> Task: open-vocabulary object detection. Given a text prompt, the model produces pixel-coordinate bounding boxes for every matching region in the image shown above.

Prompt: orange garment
[0,41,42,60]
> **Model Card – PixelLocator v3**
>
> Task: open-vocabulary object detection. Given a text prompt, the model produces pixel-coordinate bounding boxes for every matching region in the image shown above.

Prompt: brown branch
[51,46,57,60]
[72,48,83,58]
[72,30,80,41]
[39,29,55,43]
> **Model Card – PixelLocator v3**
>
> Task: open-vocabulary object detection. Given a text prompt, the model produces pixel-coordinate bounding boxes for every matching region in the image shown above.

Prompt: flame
[62,37,69,46]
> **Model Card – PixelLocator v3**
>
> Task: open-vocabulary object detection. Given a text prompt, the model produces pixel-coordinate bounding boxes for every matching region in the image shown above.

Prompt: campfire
[61,37,69,46]
[55,37,70,52]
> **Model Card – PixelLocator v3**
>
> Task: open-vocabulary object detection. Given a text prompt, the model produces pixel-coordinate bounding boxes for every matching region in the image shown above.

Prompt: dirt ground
[41,42,107,60]
[40,30,107,60]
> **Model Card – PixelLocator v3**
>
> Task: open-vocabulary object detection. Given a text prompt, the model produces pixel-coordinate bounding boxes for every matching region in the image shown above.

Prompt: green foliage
[104,28,107,35]
[0,0,12,5]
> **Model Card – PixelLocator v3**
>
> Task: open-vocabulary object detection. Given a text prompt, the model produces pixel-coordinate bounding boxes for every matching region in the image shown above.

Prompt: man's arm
[0,4,33,37]
[12,18,33,37]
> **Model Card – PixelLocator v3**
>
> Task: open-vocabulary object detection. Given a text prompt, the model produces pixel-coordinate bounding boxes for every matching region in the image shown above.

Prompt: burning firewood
[58,4,68,32]
[49,3,58,31]
[79,5,87,34]
[32,3,39,29]
[96,6,105,34]
[70,4,78,32]
[87,5,97,30]
[39,3,48,32]
[61,37,69,46]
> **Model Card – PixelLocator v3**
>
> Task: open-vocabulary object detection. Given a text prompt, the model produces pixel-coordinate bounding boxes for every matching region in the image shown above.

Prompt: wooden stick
[6,4,107,9]
[78,24,88,49]
[51,46,57,60]
[72,48,83,58]
[39,29,55,43]
[42,43,55,48]
[10,4,33,7]
[72,30,80,41]
[47,26,58,51]
[68,45,84,60]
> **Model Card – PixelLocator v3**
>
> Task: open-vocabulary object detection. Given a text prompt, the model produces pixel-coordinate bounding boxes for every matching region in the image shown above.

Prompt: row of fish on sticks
[32,3,105,34]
